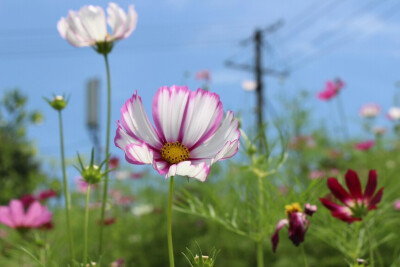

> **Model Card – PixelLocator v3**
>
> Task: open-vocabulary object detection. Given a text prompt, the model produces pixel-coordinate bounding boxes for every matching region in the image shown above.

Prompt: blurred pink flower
[329,168,340,176]
[309,170,326,180]
[130,172,145,180]
[354,140,375,151]
[76,177,97,193]
[110,258,124,267]
[394,199,400,210]
[288,135,315,150]
[109,156,120,169]
[0,200,52,230]
[110,190,135,206]
[359,103,380,118]
[38,189,58,201]
[317,79,345,101]
[195,70,211,82]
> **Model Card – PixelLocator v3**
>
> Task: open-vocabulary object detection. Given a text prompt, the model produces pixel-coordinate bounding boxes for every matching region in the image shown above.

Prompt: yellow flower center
[285,202,302,216]
[161,141,190,164]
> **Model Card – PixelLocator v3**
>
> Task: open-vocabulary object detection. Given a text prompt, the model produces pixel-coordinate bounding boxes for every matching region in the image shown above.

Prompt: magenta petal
[364,170,377,201]
[9,200,24,227]
[368,188,384,211]
[271,219,288,253]
[345,169,363,201]
[327,178,354,206]
[331,211,361,224]
[304,203,317,216]
[288,213,307,246]
[0,207,15,228]
[24,202,42,227]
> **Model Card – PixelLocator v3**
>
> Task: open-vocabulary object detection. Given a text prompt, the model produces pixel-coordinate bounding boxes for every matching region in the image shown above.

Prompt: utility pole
[226,20,288,144]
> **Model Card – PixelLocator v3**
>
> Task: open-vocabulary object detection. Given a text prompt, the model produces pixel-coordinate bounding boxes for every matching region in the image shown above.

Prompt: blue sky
[1,0,400,167]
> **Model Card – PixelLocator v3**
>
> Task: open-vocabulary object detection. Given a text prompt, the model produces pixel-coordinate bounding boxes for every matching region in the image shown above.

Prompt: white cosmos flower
[114,85,241,182]
[57,2,137,48]
[359,103,380,118]
[388,107,400,120]
[242,80,257,91]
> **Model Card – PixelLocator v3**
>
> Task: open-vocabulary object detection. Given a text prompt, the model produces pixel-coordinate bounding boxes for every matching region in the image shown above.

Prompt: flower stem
[336,94,349,141]
[98,53,112,256]
[256,241,264,267]
[363,220,374,267]
[167,176,175,267]
[58,111,75,265]
[84,184,91,266]
[300,244,309,267]
[256,176,264,267]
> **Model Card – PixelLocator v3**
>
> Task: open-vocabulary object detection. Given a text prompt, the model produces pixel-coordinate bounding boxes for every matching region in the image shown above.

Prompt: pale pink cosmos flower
[57,3,137,47]
[354,140,375,151]
[387,107,400,120]
[242,80,257,91]
[309,170,326,180]
[0,200,52,230]
[115,85,240,182]
[359,103,380,118]
[394,199,400,210]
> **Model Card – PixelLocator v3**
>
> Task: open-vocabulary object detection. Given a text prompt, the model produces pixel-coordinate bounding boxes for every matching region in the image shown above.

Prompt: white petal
[166,159,211,182]
[114,120,141,150]
[122,5,138,38]
[190,111,240,160]
[107,3,127,40]
[107,3,137,40]
[121,92,163,149]
[125,143,155,165]
[152,85,190,142]
[181,89,223,148]
[78,5,107,42]
[58,12,93,47]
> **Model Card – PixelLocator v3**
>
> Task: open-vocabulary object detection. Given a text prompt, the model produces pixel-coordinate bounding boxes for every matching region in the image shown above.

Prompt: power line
[287,0,400,71]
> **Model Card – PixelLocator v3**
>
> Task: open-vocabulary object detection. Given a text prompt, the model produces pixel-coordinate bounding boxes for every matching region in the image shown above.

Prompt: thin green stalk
[58,111,75,265]
[256,175,264,267]
[300,244,309,267]
[84,184,91,266]
[363,220,374,267]
[336,94,349,141]
[167,176,175,267]
[99,53,112,256]
[256,241,264,267]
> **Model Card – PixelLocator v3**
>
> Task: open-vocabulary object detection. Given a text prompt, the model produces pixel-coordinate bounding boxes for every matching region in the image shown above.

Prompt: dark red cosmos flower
[20,194,36,207]
[319,169,383,223]
[38,189,58,201]
[271,203,317,253]
[109,156,120,169]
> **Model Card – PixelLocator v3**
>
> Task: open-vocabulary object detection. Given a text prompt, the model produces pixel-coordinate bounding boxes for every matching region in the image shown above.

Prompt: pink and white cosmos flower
[114,85,240,182]
[57,2,137,47]
[0,200,52,230]
[359,103,380,118]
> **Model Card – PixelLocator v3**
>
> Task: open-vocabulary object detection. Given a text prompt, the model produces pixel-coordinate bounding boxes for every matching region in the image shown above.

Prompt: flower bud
[81,165,102,184]
[45,95,68,111]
